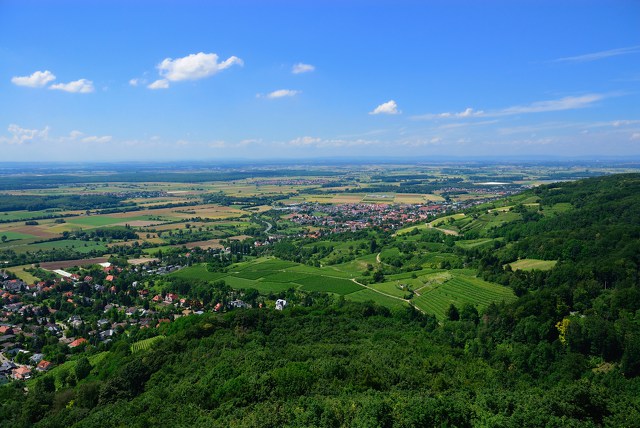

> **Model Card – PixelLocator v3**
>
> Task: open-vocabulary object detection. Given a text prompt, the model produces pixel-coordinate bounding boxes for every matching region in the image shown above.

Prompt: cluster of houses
[286,202,448,234]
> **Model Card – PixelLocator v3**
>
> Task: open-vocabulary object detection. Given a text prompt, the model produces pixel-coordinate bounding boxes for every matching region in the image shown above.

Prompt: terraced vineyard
[413,274,516,320]
[131,335,166,353]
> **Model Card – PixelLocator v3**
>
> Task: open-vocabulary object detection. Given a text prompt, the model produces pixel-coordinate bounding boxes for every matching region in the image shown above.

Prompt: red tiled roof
[69,338,88,348]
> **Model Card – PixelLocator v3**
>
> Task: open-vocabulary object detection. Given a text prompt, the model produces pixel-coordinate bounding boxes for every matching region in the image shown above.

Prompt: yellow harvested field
[112,220,161,227]
[128,257,159,265]
[184,239,224,249]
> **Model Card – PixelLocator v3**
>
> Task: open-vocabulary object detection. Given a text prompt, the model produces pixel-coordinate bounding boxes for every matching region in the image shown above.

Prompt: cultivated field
[509,259,557,271]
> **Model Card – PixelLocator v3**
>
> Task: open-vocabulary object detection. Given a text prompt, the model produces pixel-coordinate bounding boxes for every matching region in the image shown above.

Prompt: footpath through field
[349,278,425,314]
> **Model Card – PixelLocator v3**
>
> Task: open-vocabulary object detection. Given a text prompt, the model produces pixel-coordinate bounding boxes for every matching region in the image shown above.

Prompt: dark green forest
[2,174,640,427]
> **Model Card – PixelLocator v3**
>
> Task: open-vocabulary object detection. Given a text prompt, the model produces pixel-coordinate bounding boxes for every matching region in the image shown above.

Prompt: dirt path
[427,223,459,236]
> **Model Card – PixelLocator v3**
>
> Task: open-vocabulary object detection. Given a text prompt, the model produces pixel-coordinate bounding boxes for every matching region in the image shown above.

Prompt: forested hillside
[1,174,640,427]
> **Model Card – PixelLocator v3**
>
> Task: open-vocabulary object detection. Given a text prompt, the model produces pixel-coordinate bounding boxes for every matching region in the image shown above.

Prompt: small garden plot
[296,276,363,295]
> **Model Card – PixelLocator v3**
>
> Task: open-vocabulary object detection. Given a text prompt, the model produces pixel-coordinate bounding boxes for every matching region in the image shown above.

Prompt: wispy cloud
[497,94,604,115]
[370,100,400,115]
[553,45,640,63]
[292,63,315,74]
[413,94,605,120]
[50,79,95,93]
[288,136,376,148]
[258,89,301,99]
[11,70,56,88]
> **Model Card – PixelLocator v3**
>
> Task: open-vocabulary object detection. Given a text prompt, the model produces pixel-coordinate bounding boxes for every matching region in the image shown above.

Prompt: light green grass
[29,239,108,254]
[296,276,363,295]
[0,231,39,241]
[346,289,408,309]
[509,259,557,271]
[168,264,228,281]
[366,280,411,298]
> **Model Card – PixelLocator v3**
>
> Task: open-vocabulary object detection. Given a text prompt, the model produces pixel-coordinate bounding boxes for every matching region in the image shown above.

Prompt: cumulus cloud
[259,89,301,99]
[129,78,144,87]
[292,63,315,74]
[50,79,94,93]
[370,100,400,115]
[11,70,56,88]
[157,52,243,82]
[4,124,50,144]
[148,79,169,90]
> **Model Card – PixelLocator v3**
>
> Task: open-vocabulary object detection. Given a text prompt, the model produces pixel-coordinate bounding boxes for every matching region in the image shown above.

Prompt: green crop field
[366,280,411,298]
[0,231,38,241]
[261,271,310,282]
[131,335,166,353]
[455,238,495,249]
[28,239,108,253]
[296,275,363,295]
[252,281,296,293]
[169,264,228,281]
[346,289,408,309]
[232,270,270,280]
[413,273,516,320]
[509,259,557,271]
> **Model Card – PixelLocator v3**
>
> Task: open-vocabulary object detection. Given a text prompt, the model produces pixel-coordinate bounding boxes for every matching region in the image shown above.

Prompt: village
[0,252,278,385]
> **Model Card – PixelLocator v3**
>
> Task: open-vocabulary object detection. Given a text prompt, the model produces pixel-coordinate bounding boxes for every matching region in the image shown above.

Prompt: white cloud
[148,79,169,90]
[414,94,604,120]
[129,78,143,87]
[81,135,112,144]
[287,136,375,148]
[11,70,56,88]
[370,100,400,115]
[3,124,50,144]
[554,45,640,63]
[50,79,94,93]
[497,94,603,115]
[631,133,640,141]
[260,89,301,99]
[292,63,315,74]
[157,52,243,82]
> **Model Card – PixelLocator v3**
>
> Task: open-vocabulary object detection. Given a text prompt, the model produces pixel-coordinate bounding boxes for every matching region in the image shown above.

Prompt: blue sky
[1,0,639,161]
